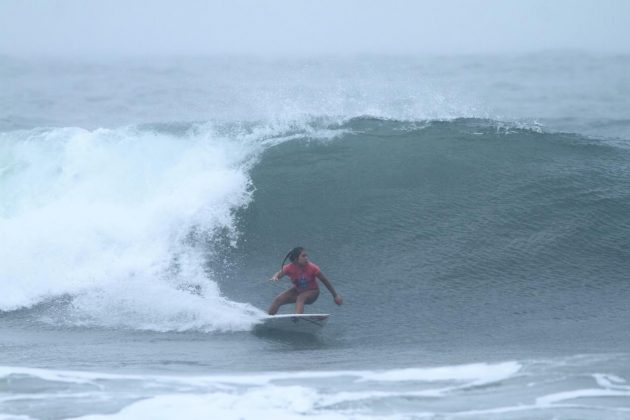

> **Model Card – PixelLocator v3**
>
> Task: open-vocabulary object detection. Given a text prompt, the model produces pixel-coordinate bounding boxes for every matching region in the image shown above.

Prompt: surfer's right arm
[270,270,285,282]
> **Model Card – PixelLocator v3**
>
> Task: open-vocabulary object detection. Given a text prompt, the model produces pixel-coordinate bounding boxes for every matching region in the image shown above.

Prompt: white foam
[356,361,521,384]
[536,388,630,406]
[594,373,630,389]
[74,388,361,420]
[0,360,521,387]
[20,361,627,420]
[4,358,630,419]
[62,361,521,420]
[0,125,269,330]
[0,361,521,419]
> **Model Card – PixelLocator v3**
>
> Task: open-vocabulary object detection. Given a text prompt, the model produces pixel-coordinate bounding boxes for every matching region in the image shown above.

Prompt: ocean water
[1,53,630,419]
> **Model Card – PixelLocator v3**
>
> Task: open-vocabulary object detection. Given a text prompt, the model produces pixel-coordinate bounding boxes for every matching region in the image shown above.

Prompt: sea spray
[0,124,264,329]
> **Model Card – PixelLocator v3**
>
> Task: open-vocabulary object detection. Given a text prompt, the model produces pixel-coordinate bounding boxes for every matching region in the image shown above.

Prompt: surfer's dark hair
[281,246,305,268]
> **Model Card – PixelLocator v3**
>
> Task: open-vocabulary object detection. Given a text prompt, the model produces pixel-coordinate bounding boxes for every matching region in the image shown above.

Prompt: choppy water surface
[1,54,630,418]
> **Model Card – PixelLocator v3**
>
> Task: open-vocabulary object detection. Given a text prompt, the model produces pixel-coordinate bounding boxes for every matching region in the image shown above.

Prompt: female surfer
[268,247,343,315]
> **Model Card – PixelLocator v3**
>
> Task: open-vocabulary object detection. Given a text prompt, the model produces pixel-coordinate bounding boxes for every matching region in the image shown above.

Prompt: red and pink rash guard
[283,262,321,292]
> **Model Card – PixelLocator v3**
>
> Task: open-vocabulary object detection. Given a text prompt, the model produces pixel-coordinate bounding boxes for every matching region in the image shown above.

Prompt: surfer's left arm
[316,272,343,305]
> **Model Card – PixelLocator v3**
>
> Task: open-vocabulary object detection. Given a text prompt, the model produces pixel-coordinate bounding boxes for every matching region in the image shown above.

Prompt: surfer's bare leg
[268,288,298,315]
[295,289,320,314]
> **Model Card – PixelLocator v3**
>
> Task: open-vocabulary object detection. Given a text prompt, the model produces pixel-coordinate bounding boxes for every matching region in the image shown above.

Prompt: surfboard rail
[254,313,330,334]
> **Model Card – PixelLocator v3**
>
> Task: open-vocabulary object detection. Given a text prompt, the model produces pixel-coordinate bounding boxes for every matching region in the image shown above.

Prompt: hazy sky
[1,0,629,56]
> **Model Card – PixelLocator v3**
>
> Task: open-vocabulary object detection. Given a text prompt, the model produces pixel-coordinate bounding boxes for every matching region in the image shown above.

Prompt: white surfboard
[254,313,329,334]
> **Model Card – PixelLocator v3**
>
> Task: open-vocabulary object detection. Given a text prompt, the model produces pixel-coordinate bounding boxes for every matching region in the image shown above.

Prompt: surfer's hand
[270,276,279,282]
[334,294,343,305]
